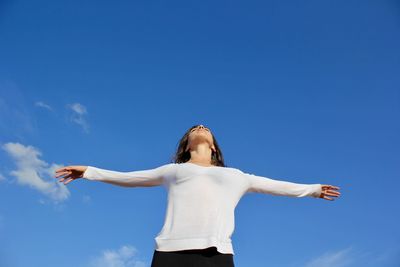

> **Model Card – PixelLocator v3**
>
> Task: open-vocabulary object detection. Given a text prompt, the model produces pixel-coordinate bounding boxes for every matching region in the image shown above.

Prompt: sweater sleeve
[82,163,175,187]
[243,172,322,198]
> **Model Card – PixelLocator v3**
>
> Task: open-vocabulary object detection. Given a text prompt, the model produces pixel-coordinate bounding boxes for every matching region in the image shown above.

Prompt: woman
[54,124,341,267]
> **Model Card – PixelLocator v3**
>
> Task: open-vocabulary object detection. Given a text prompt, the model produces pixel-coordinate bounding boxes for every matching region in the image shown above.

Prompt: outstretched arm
[54,163,175,187]
[244,172,341,200]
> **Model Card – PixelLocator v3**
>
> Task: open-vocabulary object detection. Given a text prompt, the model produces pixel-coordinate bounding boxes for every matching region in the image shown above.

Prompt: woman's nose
[198,125,205,129]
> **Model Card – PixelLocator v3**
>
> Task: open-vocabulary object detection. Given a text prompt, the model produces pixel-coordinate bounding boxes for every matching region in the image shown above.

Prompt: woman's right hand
[319,184,341,201]
[54,166,88,185]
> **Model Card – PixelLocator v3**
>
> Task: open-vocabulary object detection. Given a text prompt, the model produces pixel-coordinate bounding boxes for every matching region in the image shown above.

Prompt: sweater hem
[154,236,234,255]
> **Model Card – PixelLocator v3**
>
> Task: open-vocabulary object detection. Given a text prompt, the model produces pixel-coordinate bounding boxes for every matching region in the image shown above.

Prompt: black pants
[150,246,235,267]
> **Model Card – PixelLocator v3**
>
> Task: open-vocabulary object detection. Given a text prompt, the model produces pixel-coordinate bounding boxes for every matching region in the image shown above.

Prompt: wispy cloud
[0,172,5,182]
[88,245,147,267]
[305,247,354,267]
[303,245,400,267]
[35,101,53,111]
[67,103,90,133]
[0,81,37,137]
[1,142,70,203]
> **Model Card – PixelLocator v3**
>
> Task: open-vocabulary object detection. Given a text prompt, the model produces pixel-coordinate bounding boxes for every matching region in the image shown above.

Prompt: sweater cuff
[82,166,98,180]
[310,184,322,198]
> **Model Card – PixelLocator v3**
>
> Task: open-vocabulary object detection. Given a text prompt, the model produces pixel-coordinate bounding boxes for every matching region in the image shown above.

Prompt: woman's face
[186,125,215,152]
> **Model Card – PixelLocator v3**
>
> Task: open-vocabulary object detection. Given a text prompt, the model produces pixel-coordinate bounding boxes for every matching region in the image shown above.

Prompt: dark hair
[172,125,226,167]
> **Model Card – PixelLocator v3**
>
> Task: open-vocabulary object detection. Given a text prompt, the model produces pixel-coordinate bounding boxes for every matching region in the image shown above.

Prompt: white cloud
[35,101,53,111]
[89,245,147,267]
[2,142,70,203]
[69,102,87,115]
[303,245,400,267]
[305,246,354,267]
[67,103,90,133]
[0,172,5,182]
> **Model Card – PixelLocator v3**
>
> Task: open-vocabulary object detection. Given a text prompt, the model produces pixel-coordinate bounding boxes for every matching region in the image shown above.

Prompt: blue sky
[0,0,399,266]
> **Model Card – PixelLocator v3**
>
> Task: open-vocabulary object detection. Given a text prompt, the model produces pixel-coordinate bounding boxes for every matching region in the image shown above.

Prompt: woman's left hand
[320,184,341,201]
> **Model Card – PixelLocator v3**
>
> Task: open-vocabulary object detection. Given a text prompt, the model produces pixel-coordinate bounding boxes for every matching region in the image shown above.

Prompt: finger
[322,185,340,189]
[320,191,339,199]
[328,185,340,190]
[324,195,334,201]
[57,173,72,181]
[322,189,340,196]
[54,171,70,178]
[58,175,73,182]
[55,170,68,175]
[56,167,70,175]
[326,190,341,196]
[64,178,74,185]
[326,194,340,198]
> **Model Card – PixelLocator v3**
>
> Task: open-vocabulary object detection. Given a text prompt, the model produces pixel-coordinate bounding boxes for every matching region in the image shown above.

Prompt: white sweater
[82,162,322,255]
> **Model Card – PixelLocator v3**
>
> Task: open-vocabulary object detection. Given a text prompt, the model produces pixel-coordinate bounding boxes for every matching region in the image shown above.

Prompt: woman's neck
[188,143,213,166]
